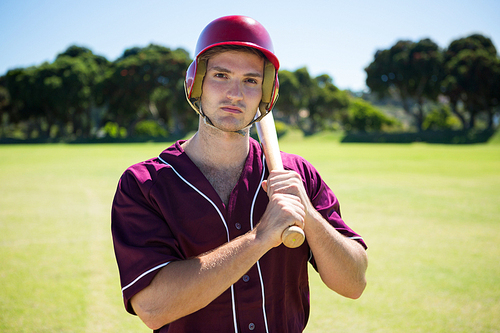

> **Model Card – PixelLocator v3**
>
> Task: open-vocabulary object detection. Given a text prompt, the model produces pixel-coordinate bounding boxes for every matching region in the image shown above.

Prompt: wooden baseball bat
[256,112,305,248]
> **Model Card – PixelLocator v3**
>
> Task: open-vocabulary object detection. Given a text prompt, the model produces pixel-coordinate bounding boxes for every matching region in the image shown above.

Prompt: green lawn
[1,133,499,332]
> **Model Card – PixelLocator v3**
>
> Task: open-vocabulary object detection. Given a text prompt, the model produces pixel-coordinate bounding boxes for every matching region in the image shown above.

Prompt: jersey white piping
[122,261,170,293]
[157,156,239,333]
[250,154,271,333]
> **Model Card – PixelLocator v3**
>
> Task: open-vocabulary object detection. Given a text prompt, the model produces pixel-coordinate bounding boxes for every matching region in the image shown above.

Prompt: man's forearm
[131,190,305,330]
[305,209,368,299]
[131,231,269,330]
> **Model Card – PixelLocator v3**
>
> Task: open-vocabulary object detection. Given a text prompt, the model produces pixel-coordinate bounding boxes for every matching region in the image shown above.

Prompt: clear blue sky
[1,0,499,91]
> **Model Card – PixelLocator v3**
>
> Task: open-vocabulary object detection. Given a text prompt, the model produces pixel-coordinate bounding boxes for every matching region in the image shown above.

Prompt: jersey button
[242,275,250,282]
[235,222,242,230]
[248,323,255,330]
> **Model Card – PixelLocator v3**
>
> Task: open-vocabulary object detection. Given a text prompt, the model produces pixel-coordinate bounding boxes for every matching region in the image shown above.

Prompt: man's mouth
[221,105,244,114]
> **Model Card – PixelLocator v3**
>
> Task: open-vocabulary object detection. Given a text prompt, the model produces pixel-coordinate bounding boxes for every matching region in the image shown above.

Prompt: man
[112,15,367,333]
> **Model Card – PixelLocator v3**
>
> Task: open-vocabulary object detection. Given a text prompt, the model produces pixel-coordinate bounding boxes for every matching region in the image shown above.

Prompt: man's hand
[258,170,306,247]
[263,170,314,215]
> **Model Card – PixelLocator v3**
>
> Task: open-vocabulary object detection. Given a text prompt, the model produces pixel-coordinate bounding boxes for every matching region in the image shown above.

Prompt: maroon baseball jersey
[112,138,366,333]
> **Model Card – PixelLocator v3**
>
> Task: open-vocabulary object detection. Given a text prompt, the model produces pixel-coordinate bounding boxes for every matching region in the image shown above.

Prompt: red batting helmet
[185,15,280,120]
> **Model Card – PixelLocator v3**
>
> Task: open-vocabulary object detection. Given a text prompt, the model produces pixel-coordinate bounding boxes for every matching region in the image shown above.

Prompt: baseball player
[112,15,368,333]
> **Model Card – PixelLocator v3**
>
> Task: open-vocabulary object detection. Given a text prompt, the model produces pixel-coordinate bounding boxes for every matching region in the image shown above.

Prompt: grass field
[1,131,499,332]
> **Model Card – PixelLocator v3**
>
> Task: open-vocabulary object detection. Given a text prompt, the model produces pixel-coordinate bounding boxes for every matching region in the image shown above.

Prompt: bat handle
[282,225,305,248]
[256,112,306,248]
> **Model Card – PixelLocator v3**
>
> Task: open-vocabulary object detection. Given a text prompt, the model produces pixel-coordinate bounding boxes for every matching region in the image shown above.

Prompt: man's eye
[215,73,227,78]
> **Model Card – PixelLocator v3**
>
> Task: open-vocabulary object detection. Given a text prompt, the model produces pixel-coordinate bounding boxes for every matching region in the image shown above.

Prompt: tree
[365,39,444,131]
[2,44,197,140]
[407,39,444,126]
[343,99,400,132]
[50,46,109,137]
[276,67,349,134]
[275,69,301,119]
[0,77,12,137]
[3,45,109,138]
[306,74,349,133]
[422,104,460,131]
[102,44,194,135]
[365,40,413,113]
[3,66,49,137]
[442,34,500,129]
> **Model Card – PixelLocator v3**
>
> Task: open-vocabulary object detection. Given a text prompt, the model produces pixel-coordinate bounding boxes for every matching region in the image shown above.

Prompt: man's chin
[212,118,251,132]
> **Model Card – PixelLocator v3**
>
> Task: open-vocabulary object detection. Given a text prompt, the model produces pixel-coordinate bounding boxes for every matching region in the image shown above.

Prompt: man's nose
[226,80,243,100]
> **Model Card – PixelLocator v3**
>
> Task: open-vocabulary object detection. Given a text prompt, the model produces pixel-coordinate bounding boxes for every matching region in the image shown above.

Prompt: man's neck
[181,122,251,172]
[181,123,251,205]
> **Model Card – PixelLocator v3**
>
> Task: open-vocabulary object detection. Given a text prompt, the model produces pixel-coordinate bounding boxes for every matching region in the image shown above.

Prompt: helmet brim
[197,41,280,71]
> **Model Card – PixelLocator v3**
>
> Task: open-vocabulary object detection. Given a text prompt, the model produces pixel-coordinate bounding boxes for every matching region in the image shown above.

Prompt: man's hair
[198,45,266,63]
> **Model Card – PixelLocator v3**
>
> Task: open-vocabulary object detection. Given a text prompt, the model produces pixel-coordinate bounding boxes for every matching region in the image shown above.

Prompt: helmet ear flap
[184,60,207,114]
[191,60,207,100]
[261,61,275,105]
[260,61,279,114]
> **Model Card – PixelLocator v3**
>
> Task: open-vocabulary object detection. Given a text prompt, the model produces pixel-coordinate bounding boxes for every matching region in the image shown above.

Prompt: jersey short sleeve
[112,159,182,314]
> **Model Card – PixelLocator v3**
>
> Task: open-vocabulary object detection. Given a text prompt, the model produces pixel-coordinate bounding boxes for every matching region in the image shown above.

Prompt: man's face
[200,50,264,133]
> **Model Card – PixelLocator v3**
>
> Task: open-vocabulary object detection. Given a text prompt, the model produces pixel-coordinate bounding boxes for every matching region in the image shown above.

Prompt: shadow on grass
[0,133,189,145]
[341,129,497,144]
[2,129,498,145]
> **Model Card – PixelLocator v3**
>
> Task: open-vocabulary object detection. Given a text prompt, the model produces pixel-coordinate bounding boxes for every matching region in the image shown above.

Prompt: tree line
[0,33,498,141]
[0,44,197,140]
[365,34,500,131]
[0,44,397,140]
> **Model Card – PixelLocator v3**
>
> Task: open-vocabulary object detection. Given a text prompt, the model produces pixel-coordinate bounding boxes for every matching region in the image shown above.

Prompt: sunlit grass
[0,134,499,332]
[284,137,500,333]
